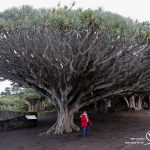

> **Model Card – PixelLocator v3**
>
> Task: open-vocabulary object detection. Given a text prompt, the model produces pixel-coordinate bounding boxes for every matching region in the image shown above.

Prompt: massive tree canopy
[0,6,150,134]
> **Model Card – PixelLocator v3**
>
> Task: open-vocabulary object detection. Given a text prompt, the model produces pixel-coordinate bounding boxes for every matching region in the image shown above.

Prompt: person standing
[80,111,92,137]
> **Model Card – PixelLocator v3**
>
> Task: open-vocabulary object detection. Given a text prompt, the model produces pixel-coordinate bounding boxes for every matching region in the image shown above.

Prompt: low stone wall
[0,111,38,131]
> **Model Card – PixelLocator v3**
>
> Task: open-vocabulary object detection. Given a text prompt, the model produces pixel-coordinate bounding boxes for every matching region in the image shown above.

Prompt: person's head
[83,110,87,114]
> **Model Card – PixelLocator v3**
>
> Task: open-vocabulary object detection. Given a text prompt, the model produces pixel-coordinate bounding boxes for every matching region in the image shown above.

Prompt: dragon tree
[0,6,150,134]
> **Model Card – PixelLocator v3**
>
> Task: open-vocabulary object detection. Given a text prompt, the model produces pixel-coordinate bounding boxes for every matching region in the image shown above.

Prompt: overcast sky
[0,0,150,92]
[0,0,150,22]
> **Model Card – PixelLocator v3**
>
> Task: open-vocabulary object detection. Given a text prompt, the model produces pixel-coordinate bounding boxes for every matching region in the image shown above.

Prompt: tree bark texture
[0,27,150,134]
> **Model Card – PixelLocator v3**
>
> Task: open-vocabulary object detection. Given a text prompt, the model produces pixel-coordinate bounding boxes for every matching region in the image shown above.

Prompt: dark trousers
[82,127,88,137]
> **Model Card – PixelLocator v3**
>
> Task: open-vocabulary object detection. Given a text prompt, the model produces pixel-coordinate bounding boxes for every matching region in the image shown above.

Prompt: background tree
[0,83,49,112]
[10,83,21,94]
[0,6,150,134]
[4,87,11,96]
[0,85,28,111]
[19,88,47,112]
[0,91,7,97]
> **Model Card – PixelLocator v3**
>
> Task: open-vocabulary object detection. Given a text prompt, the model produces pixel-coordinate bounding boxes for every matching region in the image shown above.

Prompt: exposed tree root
[39,122,80,136]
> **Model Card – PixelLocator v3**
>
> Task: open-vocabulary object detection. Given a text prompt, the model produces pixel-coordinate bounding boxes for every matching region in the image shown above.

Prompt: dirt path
[0,110,150,150]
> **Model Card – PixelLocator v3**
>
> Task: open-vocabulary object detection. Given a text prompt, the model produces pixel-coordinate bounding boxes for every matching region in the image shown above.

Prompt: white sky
[0,0,150,92]
[0,0,150,22]
[0,81,12,93]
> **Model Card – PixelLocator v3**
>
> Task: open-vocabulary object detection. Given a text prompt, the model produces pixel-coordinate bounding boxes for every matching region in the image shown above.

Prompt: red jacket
[80,114,92,127]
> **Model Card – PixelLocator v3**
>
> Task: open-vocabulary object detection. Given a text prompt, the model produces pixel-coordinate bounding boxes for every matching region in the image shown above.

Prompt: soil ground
[0,110,150,150]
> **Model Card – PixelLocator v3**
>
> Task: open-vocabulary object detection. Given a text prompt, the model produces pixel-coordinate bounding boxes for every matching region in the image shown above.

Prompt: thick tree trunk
[94,100,98,113]
[129,96,136,108]
[103,99,108,113]
[107,99,111,107]
[35,101,44,111]
[40,105,79,135]
[148,95,150,110]
[128,96,142,111]
[124,97,129,108]
[25,101,33,112]
[136,96,142,110]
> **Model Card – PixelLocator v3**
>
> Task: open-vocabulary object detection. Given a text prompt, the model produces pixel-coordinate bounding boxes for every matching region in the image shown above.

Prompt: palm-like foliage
[0,6,149,134]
